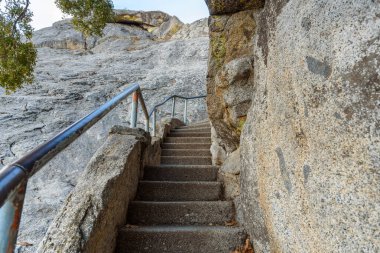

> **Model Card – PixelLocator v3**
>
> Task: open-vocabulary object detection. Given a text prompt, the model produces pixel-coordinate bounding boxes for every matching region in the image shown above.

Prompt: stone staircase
[117,121,246,252]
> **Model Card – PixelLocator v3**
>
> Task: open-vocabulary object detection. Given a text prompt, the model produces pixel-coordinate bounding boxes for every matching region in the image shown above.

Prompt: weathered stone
[33,10,204,51]
[114,10,170,31]
[205,0,264,15]
[172,19,209,40]
[157,118,185,140]
[0,13,209,252]
[32,19,152,50]
[210,126,227,166]
[240,0,380,252]
[206,10,256,159]
[37,128,147,253]
[153,16,184,40]
[219,148,240,200]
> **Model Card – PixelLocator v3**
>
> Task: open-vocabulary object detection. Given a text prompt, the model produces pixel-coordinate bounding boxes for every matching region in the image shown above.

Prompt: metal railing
[0,83,206,253]
[150,94,206,136]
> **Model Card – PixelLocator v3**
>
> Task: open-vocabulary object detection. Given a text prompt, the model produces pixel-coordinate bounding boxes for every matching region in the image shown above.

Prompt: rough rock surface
[33,10,190,51]
[152,16,184,40]
[0,13,208,252]
[206,8,257,163]
[114,10,185,40]
[205,0,264,15]
[114,10,171,31]
[172,19,209,40]
[218,147,240,200]
[239,0,380,252]
[37,127,152,253]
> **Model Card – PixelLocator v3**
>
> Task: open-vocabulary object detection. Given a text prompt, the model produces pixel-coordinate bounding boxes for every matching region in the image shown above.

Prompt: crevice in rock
[9,141,16,157]
[79,199,94,250]
[115,21,155,32]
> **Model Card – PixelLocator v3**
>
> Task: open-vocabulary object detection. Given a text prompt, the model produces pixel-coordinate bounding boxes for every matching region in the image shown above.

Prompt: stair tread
[166,136,210,138]
[160,156,212,165]
[145,165,218,169]
[143,165,218,182]
[139,181,220,185]
[136,181,222,201]
[164,138,211,143]
[171,131,211,134]
[161,149,210,151]
[169,132,210,134]
[161,143,211,149]
[161,155,212,158]
[178,125,210,129]
[169,131,211,134]
[172,128,211,132]
[130,200,231,204]
[128,201,234,225]
[121,225,243,232]
[117,225,246,253]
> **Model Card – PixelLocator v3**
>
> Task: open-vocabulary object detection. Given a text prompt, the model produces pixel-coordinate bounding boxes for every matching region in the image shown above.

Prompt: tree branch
[12,0,30,34]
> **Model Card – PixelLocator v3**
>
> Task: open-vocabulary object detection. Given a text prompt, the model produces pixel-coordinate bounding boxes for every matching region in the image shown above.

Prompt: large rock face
[0,13,209,252]
[205,0,379,251]
[33,10,189,51]
[207,8,257,163]
[239,0,379,252]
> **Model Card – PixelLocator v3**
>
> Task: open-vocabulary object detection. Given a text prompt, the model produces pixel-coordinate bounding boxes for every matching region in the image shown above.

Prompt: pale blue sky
[30,0,209,30]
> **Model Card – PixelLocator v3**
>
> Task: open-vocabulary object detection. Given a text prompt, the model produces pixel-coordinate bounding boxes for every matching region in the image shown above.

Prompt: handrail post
[131,91,138,128]
[153,109,157,137]
[0,180,27,253]
[171,97,176,118]
[145,118,149,132]
[183,99,188,125]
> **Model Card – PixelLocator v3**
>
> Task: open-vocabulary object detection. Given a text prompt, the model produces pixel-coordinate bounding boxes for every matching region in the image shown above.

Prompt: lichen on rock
[206,8,257,160]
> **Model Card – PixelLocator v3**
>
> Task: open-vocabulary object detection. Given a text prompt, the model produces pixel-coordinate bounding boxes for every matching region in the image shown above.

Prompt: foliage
[0,0,37,93]
[55,0,114,49]
[0,0,114,93]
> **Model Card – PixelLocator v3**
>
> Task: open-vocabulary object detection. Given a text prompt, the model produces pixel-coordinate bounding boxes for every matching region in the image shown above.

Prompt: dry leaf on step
[225,220,238,226]
[231,238,254,253]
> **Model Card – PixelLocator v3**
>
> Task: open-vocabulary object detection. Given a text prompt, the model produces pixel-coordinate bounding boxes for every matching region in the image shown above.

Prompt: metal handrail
[149,94,207,135]
[0,82,206,253]
[0,83,149,253]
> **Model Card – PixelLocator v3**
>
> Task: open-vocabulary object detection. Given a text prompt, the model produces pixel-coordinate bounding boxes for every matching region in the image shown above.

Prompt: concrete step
[178,124,210,129]
[117,225,246,253]
[127,201,234,225]
[172,127,211,133]
[164,137,211,144]
[168,132,211,137]
[136,181,222,201]
[161,143,211,149]
[161,149,211,156]
[143,165,218,181]
[161,156,212,165]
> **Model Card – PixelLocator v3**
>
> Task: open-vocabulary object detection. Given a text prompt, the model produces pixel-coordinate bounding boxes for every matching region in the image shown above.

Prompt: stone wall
[205,0,263,164]
[37,127,159,253]
[239,0,379,252]
[205,0,379,252]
